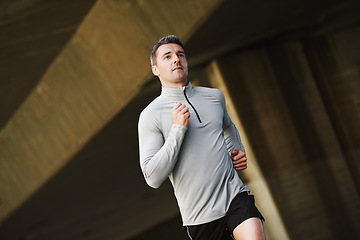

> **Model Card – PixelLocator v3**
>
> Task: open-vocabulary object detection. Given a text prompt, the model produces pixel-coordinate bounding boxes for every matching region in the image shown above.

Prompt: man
[138,35,265,240]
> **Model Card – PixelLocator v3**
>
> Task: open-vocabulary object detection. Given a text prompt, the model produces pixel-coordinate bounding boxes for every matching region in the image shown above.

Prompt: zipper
[184,88,202,123]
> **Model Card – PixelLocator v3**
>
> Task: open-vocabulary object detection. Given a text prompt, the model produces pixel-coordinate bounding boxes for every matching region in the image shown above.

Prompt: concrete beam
[0,0,223,223]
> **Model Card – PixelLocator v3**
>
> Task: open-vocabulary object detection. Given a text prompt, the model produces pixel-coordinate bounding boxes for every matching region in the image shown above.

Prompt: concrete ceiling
[0,0,97,129]
[0,0,359,239]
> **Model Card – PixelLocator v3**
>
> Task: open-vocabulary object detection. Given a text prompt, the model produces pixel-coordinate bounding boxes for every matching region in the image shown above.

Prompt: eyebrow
[161,50,185,57]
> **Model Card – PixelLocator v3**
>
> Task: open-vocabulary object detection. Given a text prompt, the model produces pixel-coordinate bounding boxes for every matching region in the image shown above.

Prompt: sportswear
[183,191,264,240]
[138,82,248,225]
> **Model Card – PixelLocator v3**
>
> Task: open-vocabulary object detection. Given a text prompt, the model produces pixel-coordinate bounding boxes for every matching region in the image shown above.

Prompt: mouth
[172,66,183,71]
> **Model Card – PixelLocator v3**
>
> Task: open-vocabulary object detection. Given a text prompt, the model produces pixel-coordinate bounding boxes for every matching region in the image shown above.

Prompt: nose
[174,55,180,64]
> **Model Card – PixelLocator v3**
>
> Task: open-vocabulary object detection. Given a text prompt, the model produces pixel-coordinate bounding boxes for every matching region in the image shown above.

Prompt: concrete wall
[199,26,360,239]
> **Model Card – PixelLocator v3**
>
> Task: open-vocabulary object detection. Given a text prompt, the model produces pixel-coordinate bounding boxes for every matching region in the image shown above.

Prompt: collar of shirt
[161,81,195,99]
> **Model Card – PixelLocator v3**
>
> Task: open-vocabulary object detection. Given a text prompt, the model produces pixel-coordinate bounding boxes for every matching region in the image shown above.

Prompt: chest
[159,95,224,138]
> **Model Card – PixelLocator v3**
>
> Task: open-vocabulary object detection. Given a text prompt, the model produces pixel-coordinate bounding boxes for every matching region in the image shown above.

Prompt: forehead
[156,43,185,57]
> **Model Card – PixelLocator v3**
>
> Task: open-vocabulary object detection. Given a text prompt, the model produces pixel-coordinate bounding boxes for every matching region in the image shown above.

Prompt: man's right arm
[138,103,189,189]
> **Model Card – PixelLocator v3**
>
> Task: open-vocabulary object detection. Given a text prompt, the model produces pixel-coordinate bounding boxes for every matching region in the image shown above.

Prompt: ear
[152,65,159,76]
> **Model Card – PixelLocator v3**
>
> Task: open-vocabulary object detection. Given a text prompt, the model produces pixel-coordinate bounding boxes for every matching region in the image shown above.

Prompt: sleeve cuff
[171,124,188,133]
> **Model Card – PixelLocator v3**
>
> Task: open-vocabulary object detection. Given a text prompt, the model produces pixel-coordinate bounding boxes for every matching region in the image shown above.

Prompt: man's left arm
[220,92,247,171]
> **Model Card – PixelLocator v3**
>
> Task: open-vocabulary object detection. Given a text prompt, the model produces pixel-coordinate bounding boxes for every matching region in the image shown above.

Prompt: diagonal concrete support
[193,61,290,240]
[0,0,223,223]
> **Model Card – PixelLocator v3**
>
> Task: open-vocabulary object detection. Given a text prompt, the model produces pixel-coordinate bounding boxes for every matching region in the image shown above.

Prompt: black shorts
[183,192,264,240]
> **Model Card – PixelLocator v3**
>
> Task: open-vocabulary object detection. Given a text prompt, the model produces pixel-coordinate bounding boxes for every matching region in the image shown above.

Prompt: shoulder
[139,96,163,126]
[194,86,225,102]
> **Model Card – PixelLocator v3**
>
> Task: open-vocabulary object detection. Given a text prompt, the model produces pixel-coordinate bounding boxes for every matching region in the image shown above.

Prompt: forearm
[140,124,187,188]
[218,90,245,153]
[224,121,244,153]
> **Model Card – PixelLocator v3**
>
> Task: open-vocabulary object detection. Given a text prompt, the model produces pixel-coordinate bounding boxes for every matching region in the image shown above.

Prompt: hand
[231,149,247,171]
[171,102,190,126]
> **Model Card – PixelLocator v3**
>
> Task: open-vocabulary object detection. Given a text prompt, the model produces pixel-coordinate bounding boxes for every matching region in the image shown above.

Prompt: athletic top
[138,82,248,226]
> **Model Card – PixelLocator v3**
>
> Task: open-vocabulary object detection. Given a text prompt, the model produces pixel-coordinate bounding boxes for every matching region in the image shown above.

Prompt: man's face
[152,43,188,88]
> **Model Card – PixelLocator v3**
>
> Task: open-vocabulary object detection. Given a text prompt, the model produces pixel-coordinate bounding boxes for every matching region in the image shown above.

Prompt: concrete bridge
[1,0,360,239]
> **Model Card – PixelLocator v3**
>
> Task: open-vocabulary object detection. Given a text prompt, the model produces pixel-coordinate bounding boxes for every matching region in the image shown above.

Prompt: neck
[161,79,189,88]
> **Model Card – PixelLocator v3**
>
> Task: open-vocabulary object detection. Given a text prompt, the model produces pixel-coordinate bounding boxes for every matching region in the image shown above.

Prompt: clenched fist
[231,149,247,171]
[171,102,190,126]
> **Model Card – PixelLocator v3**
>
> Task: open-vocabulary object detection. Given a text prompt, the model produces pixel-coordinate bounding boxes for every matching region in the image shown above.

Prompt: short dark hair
[150,35,185,66]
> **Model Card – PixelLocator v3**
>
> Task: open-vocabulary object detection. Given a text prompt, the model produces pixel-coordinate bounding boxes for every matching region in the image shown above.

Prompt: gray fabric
[138,82,248,226]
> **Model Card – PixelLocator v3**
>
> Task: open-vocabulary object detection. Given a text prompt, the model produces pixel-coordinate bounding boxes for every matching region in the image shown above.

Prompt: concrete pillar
[211,38,360,239]
[0,0,224,223]
[303,26,360,195]
[193,61,290,240]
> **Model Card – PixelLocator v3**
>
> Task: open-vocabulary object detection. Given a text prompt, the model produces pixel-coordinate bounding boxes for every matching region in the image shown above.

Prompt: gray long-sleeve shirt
[138,82,248,226]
